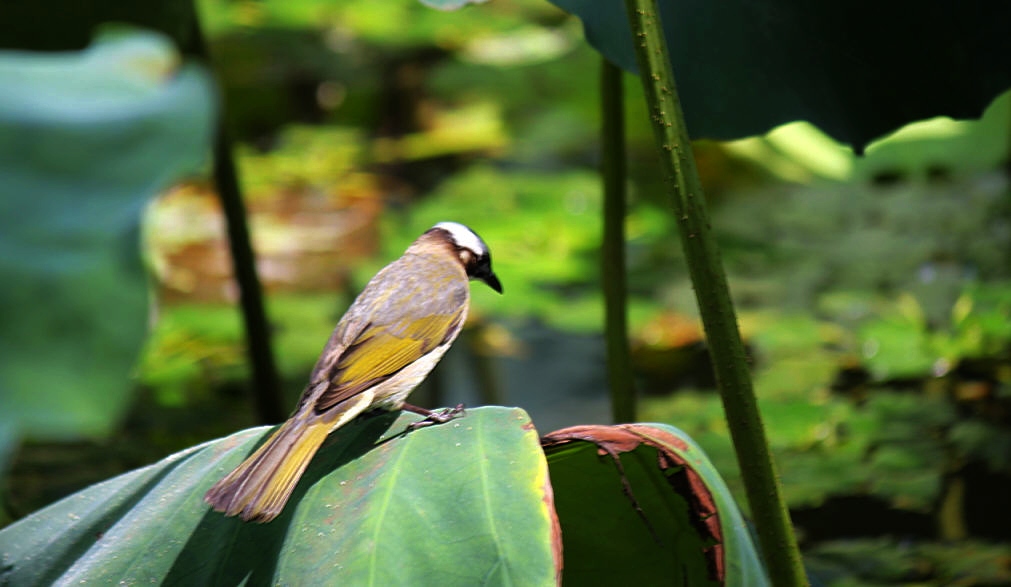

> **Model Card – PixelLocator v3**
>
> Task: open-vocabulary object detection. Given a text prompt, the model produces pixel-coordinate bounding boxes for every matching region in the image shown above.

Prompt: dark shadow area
[791,495,934,543]
[962,461,1011,540]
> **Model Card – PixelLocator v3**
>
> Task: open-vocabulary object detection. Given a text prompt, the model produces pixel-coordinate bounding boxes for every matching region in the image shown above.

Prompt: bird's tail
[205,416,331,523]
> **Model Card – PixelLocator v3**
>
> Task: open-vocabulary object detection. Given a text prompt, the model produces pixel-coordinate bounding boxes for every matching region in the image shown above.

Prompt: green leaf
[0,407,560,586]
[0,31,215,441]
[858,313,935,381]
[542,423,768,586]
[549,0,1011,151]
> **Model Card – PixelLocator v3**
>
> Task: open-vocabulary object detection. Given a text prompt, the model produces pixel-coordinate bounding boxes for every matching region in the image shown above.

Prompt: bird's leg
[402,403,467,431]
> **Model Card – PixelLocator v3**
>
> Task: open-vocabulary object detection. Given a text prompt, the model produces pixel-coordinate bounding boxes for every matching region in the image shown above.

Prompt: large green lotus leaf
[548,0,1011,152]
[0,31,215,441]
[542,423,768,586]
[0,407,561,586]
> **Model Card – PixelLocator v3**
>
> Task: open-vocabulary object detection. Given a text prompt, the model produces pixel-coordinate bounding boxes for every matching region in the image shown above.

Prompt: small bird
[205,222,502,522]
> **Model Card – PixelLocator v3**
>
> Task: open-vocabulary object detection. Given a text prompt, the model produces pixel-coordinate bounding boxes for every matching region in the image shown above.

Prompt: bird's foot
[403,403,466,431]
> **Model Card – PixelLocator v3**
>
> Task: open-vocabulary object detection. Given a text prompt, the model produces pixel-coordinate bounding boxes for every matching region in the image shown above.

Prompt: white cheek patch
[457,249,475,267]
[434,221,487,257]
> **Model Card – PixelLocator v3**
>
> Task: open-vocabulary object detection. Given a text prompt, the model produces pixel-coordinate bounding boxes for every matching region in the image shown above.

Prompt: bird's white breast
[369,335,459,410]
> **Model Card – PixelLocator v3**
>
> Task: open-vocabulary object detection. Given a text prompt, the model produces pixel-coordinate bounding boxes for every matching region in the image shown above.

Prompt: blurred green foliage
[199,0,564,45]
[236,127,366,197]
[805,539,1011,585]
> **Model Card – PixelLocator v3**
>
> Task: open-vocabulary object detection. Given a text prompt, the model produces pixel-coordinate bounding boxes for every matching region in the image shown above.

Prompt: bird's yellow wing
[313,310,464,412]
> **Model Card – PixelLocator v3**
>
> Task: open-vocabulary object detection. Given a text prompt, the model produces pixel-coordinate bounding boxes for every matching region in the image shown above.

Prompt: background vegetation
[3,0,1011,584]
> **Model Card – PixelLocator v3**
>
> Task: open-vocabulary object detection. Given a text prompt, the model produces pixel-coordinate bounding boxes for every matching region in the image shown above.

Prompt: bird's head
[427,221,502,294]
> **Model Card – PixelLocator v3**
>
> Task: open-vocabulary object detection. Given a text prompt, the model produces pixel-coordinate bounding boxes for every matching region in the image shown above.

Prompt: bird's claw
[405,403,467,432]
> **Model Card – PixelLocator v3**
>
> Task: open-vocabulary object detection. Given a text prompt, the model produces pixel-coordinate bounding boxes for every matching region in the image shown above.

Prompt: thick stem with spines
[622,0,808,584]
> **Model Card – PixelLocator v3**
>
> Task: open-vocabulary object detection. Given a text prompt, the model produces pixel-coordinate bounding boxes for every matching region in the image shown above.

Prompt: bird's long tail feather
[204,417,331,523]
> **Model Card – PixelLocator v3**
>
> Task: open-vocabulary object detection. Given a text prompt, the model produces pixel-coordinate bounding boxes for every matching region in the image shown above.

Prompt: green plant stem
[185,2,285,424]
[621,1,807,584]
[211,127,286,424]
[600,58,637,424]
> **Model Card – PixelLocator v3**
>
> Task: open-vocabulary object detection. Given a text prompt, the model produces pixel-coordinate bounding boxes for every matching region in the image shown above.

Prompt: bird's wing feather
[312,271,467,413]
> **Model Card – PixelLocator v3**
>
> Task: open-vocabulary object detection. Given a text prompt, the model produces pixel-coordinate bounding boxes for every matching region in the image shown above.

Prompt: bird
[205,221,502,522]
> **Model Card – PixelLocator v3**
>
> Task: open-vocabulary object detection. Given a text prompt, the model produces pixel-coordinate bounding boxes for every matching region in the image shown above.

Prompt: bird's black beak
[483,271,503,294]
[469,251,502,293]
